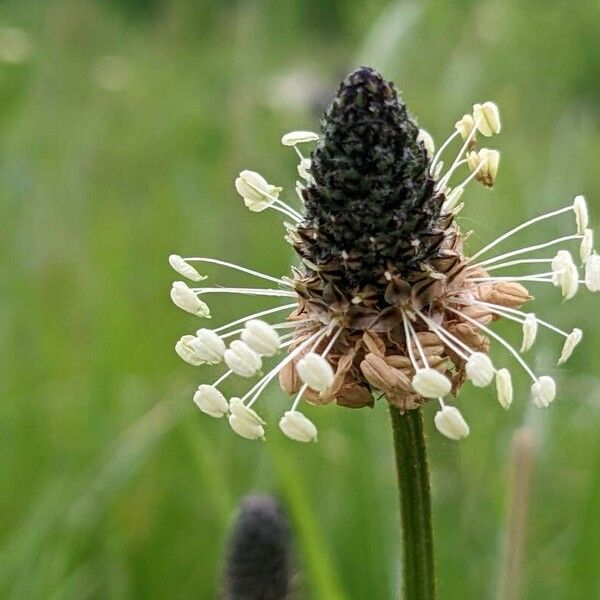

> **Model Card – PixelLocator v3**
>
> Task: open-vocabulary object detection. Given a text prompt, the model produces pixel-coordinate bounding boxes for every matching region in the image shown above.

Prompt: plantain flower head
[169,67,597,442]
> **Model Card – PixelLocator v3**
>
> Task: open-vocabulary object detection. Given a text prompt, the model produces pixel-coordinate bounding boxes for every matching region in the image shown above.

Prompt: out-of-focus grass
[0,1,599,598]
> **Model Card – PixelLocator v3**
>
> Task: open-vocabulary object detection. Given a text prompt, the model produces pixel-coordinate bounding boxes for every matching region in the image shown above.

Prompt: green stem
[389,405,436,600]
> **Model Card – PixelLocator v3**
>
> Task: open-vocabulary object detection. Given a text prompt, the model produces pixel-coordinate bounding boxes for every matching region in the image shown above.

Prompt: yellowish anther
[467,148,500,187]
[455,114,476,141]
[417,128,435,158]
[473,101,501,136]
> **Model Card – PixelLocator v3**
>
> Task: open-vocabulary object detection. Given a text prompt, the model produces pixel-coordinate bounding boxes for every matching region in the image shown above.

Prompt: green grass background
[1,1,599,598]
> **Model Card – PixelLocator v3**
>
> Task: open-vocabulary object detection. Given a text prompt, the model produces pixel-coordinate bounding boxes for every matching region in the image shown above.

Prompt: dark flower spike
[222,495,292,600]
[169,67,596,441]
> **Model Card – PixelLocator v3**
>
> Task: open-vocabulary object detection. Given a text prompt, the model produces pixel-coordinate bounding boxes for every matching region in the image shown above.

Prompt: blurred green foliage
[0,1,599,598]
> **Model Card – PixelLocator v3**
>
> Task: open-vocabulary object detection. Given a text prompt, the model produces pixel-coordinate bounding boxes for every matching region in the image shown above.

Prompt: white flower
[465,352,495,387]
[279,411,318,442]
[558,328,582,365]
[455,114,475,140]
[520,314,538,352]
[234,170,282,212]
[585,254,600,292]
[281,130,319,146]
[495,368,513,409]
[241,319,281,356]
[170,281,211,317]
[296,352,334,392]
[228,397,266,440]
[224,340,262,377]
[573,195,588,235]
[192,329,226,364]
[175,335,205,366]
[580,229,593,263]
[473,101,501,136]
[193,385,229,418]
[412,368,452,398]
[168,254,206,282]
[417,129,435,158]
[434,406,470,441]
[530,376,556,408]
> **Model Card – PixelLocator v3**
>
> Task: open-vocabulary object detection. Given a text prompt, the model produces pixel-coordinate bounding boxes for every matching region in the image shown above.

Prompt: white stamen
[472,300,570,339]
[465,148,499,187]
[480,258,553,272]
[467,271,555,283]
[551,250,578,299]
[434,405,470,441]
[465,352,495,387]
[296,353,334,392]
[520,314,538,352]
[473,234,583,269]
[224,340,262,378]
[455,114,476,141]
[441,187,464,214]
[192,329,227,363]
[558,328,582,365]
[193,385,229,418]
[193,287,296,298]
[235,170,282,212]
[170,281,211,317]
[580,229,593,263]
[169,255,206,282]
[183,257,292,287]
[297,158,312,181]
[469,206,575,263]
[213,303,298,334]
[415,309,472,361]
[573,195,588,235]
[473,101,501,136]
[417,128,435,158]
[175,335,205,366]
[530,376,556,408]
[585,254,600,292]
[447,308,537,382]
[279,410,318,442]
[437,116,481,189]
[228,397,267,440]
[412,369,452,399]
[430,129,459,173]
[403,313,452,398]
[281,130,319,146]
[241,319,281,357]
[243,328,328,407]
[495,368,513,409]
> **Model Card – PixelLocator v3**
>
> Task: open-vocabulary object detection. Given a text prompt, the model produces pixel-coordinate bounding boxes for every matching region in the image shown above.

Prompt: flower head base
[170,66,597,442]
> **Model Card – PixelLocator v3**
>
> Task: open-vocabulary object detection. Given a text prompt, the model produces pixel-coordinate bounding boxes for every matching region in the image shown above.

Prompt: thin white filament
[470,205,574,262]
[185,257,292,286]
[447,307,537,381]
[213,303,298,334]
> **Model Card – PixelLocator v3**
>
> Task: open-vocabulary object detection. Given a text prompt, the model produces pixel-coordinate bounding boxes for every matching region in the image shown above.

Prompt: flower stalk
[389,405,436,600]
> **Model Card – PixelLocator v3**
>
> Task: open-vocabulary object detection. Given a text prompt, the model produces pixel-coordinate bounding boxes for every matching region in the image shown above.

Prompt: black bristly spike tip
[297,67,446,292]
